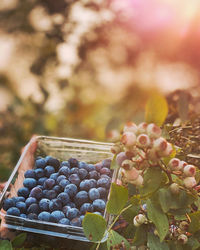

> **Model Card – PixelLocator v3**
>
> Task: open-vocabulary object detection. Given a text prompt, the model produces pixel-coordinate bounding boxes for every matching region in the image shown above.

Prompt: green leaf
[147,199,169,242]
[110,155,118,170]
[132,224,147,246]
[186,237,200,250]
[147,233,169,250]
[0,240,12,250]
[145,94,168,126]
[107,230,130,250]
[12,233,27,247]
[106,183,128,215]
[139,168,167,198]
[158,188,172,213]
[189,211,200,234]
[122,204,140,224]
[83,213,107,242]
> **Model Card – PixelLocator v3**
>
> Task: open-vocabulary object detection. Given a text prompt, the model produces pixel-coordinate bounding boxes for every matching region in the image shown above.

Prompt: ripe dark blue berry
[66,202,76,208]
[74,191,89,207]
[57,192,70,206]
[43,178,55,189]
[35,158,46,169]
[59,218,70,225]
[45,156,60,171]
[23,178,37,189]
[89,179,97,189]
[43,190,57,200]
[68,174,80,186]
[79,180,91,191]
[64,184,77,198]
[62,205,71,214]
[27,203,40,214]
[66,208,80,220]
[29,187,43,200]
[97,187,107,199]
[34,168,45,179]
[100,168,111,176]
[88,170,99,180]
[3,198,15,211]
[58,167,70,177]
[88,188,100,201]
[39,198,50,211]
[20,214,27,218]
[16,202,27,213]
[80,203,94,214]
[17,187,29,198]
[52,185,62,194]
[59,179,70,190]
[44,166,55,177]
[102,159,111,169]
[78,161,88,170]
[60,161,70,167]
[27,213,38,220]
[49,199,62,212]
[25,197,37,207]
[68,158,79,168]
[38,177,48,186]
[93,199,106,212]
[70,217,82,227]
[56,175,66,184]
[50,210,65,223]
[78,169,88,180]
[97,178,111,189]
[13,196,25,203]
[24,170,36,179]
[70,168,79,175]
[50,173,59,181]
[87,164,95,172]
[7,207,20,216]
[38,211,51,222]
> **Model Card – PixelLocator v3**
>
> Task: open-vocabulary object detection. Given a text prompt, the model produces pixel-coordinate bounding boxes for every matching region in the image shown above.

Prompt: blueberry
[50,210,65,223]
[70,168,79,175]
[38,177,48,186]
[49,199,62,212]
[87,164,95,172]
[58,167,70,177]
[13,197,25,203]
[16,202,27,213]
[3,198,15,211]
[66,202,76,208]
[44,166,55,177]
[64,184,77,198]
[38,211,51,222]
[45,156,60,171]
[78,161,88,170]
[57,192,70,206]
[80,203,94,214]
[97,187,107,199]
[23,178,37,189]
[37,185,43,190]
[100,168,111,176]
[62,205,71,214]
[102,159,111,168]
[89,179,97,189]
[27,213,38,220]
[70,217,82,227]
[60,161,70,167]
[88,188,100,201]
[29,187,43,200]
[49,173,59,181]
[52,185,62,194]
[35,158,46,169]
[25,197,37,207]
[74,191,89,207]
[17,187,30,198]
[27,203,40,214]
[59,218,70,225]
[66,208,80,220]
[68,174,80,186]
[43,179,55,189]
[34,168,45,179]
[94,162,103,172]
[97,178,111,189]
[93,199,106,212]
[100,175,111,181]
[39,198,50,211]
[59,179,70,190]
[68,158,79,168]
[7,207,20,216]
[88,170,99,180]
[20,214,27,218]
[78,169,88,180]
[24,169,36,179]
[56,175,66,184]
[79,180,91,191]
[43,190,57,200]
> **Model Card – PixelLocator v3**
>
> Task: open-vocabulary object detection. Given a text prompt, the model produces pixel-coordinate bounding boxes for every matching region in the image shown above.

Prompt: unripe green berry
[133,214,147,226]
[183,176,197,189]
[169,183,180,195]
[178,234,188,244]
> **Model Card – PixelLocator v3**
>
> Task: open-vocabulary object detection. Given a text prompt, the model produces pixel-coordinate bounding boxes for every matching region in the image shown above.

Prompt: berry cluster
[111,122,197,190]
[3,156,112,227]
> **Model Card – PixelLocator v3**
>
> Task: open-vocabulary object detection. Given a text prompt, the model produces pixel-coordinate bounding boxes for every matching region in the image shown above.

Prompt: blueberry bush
[82,95,200,250]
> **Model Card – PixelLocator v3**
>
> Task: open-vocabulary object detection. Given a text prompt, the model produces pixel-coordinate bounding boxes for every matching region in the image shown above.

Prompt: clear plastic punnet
[0,136,118,242]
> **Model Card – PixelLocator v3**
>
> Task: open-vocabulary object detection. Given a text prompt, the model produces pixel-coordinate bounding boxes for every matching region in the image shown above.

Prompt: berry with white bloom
[146,123,161,139]
[169,183,180,195]
[123,122,138,134]
[159,142,173,157]
[137,122,148,134]
[183,165,196,177]
[130,175,143,186]
[121,132,136,147]
[121,159,134,170]
[168,158,182,171]
[183,177,197,189]
[133,214,147,226]
[153,137,168,152]
[122,167,139,181]
[111,144,122,155]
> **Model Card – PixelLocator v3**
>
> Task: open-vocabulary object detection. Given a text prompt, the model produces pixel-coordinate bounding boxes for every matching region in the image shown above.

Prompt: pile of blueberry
[3,156,112,227]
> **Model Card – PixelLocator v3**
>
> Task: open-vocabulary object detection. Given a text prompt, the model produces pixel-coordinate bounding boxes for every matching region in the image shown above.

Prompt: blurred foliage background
[1,0,200,181]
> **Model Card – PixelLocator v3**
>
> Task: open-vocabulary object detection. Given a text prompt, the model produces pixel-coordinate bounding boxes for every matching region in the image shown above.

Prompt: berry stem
[159,160,173,184]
